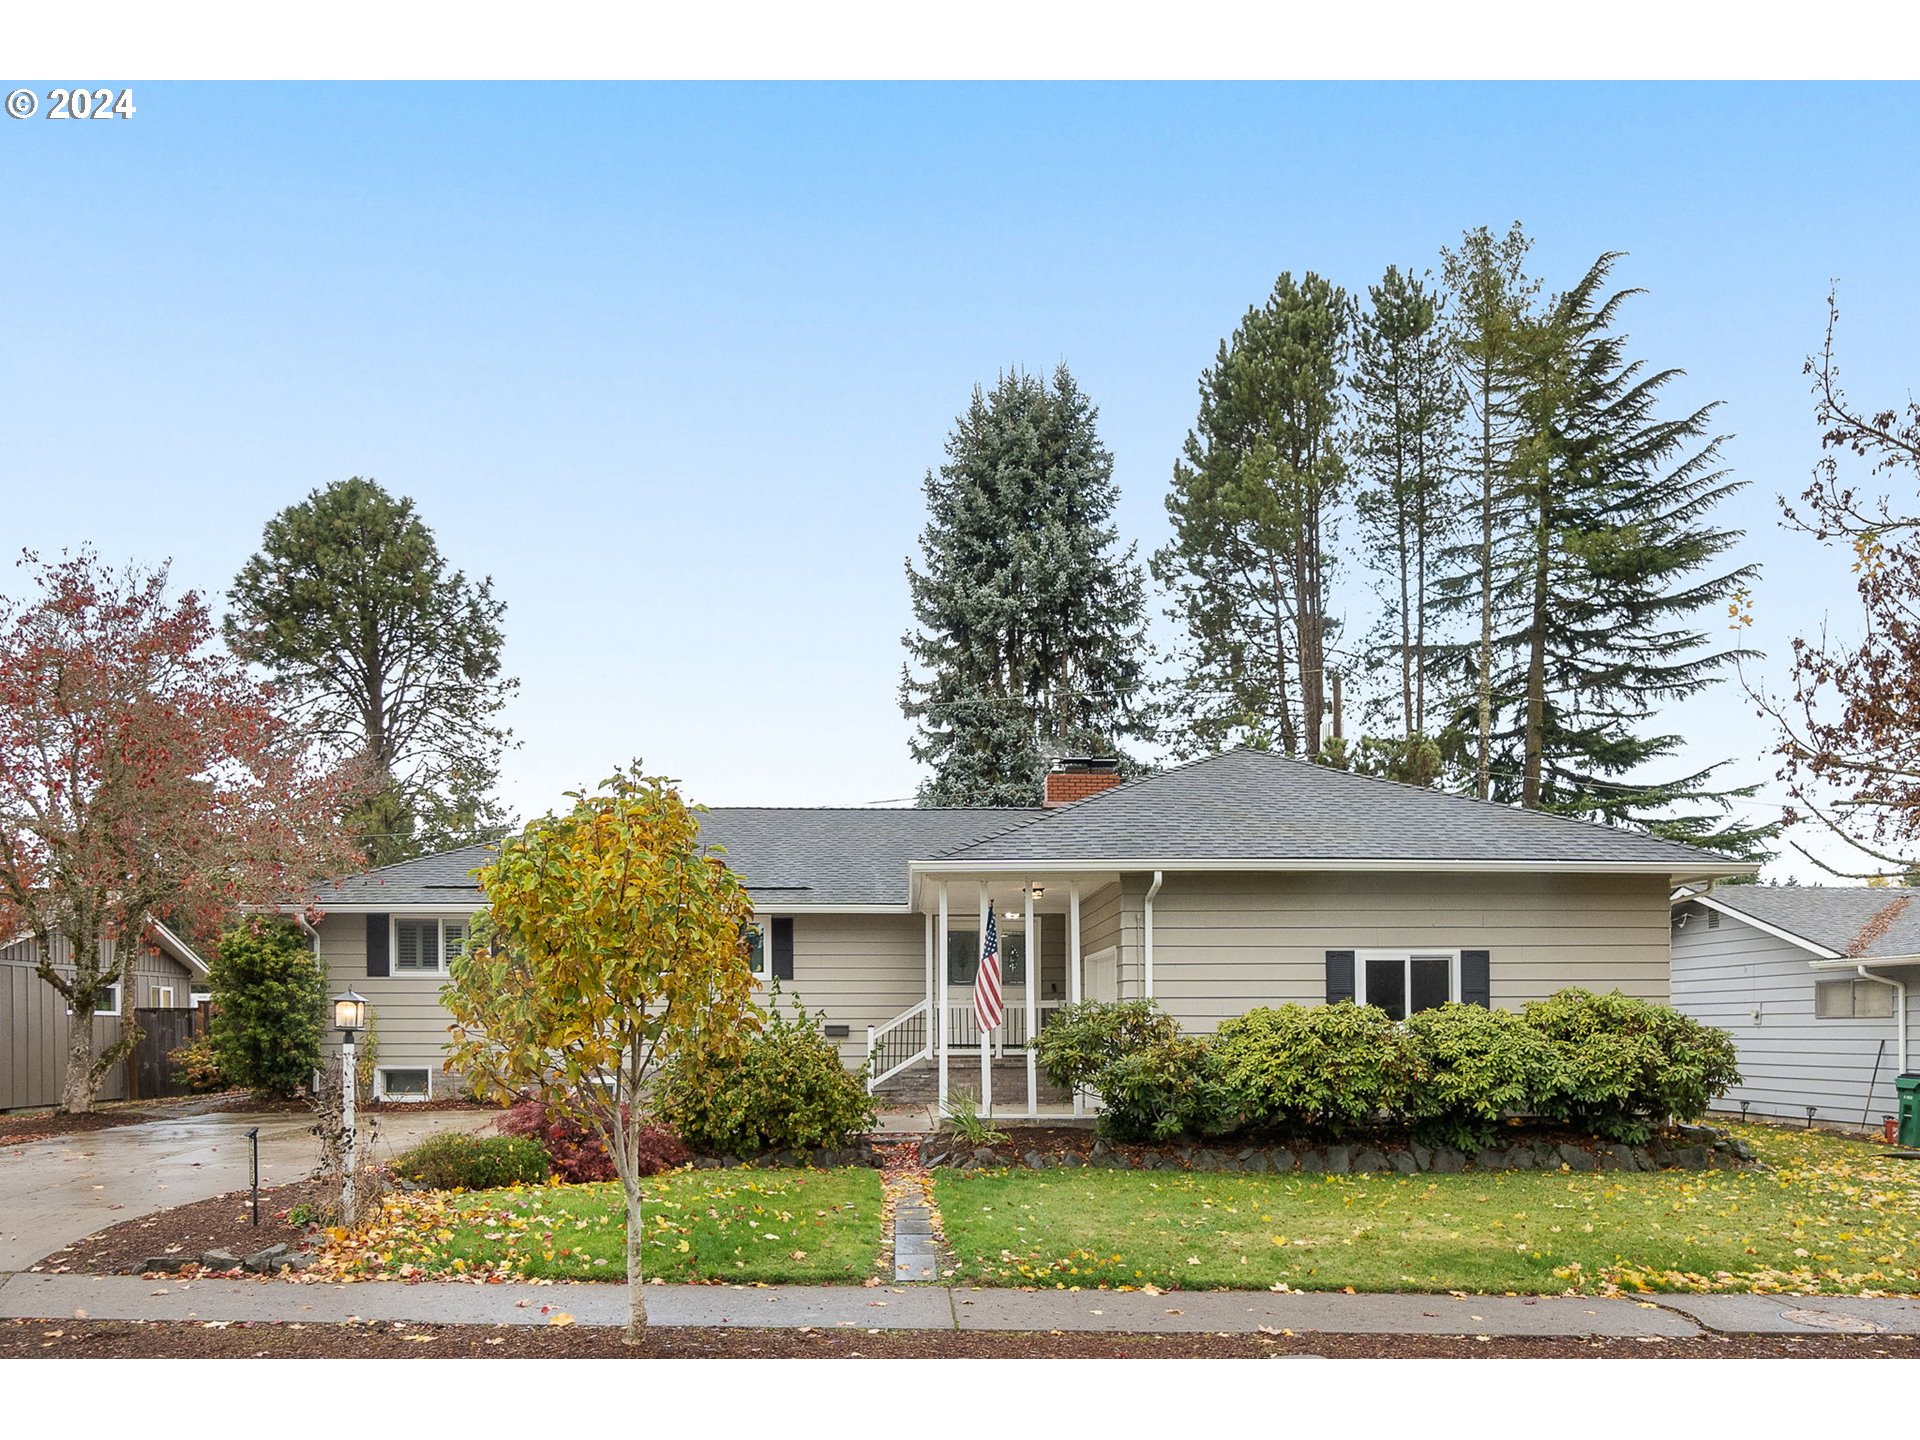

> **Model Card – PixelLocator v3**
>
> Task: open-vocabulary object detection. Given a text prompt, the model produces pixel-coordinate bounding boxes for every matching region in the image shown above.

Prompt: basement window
[376,1068,432,1100]
[1815,979,1895,1019]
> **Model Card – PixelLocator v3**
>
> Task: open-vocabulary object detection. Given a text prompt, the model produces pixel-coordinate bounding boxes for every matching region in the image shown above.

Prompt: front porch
[863,873,1125,1121]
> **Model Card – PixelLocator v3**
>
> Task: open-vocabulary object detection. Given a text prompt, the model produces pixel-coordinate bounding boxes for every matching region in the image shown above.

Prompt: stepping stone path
[874,1138,944,1284]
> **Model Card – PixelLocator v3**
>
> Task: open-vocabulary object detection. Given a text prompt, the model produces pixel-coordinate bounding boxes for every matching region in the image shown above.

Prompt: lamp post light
[332,989,369,1227]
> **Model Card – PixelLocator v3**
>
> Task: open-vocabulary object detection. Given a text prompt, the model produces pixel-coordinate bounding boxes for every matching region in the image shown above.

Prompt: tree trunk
[1521,479,1550,809]
[625,1182,649,1340]
[1474,391,1496,800]
[62,1008,98,1114]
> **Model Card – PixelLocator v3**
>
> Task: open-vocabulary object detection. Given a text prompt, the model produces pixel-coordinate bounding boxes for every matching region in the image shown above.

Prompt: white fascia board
[302,900,913,916]
[1681,891,1844,959]
[911,858,1755,879]
[1808,954,1920,971]
[146,918,211,977]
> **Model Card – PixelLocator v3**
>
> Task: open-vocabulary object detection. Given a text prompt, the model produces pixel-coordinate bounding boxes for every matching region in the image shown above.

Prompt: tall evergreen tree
[1483,253,1770,855]
[900,366,1150,806]
[1436,224,1538,799]
[1350,264,1464,748]
[1155,271,1350,758]
[226,477,517,865]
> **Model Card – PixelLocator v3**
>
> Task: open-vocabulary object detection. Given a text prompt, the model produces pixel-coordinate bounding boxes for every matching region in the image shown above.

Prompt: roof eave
[912,857,1756,879]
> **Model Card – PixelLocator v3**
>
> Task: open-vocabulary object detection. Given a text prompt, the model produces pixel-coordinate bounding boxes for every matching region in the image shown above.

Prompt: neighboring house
[306,749,1751,1113]
[1671,886,1920,1130]
[0,921,208,1110]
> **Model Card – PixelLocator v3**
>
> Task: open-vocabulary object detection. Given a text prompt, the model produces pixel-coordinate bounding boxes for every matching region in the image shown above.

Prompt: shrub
[208,919,326,1098]
[1033,999,1180,1091]
[495,1094,688,1182]
[1213,1002,1416,1138]
[392,1133,550,1191]
[656,995,876,1158]
[167,1036,230,1094]
[1402,1004,1555,1151]
[940,1090,1008,1146]
[1094,1034,1239,1143]
[1522,988,1742,1144]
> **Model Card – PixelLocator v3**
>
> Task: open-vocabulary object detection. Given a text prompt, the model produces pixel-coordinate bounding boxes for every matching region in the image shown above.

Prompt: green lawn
[931,1124,1920,1296]
[331,1167,886,1284]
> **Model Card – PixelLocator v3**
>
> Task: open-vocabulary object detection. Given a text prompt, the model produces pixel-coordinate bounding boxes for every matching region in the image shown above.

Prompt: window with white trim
[1815,978,1895,1019]
[376,1067,432,1100]
[1356,949,1458,1021]
[151,984,175,1007]
[68,982,121,1017]
[743,923,765,976]
[393,917,468,974]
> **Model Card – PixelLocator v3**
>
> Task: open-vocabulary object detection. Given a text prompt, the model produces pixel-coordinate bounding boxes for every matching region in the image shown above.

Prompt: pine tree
[1155,271,1350,758]
[900,366,1150,806]
[1350,264,1464,748]
[226,477,517,865]
[1484,252,1771,856]
[1436,224,1539,799]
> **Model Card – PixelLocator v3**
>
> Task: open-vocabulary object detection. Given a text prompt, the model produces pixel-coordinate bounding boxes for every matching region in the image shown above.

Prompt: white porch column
[937,882,950,1114]
[978,882,991,1118]
[1069,882,1083,1119]
[923,910,934,1064]
[1024,879,1036,1118]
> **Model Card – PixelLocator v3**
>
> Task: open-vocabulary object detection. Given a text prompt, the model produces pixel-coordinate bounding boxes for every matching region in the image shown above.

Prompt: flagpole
[978,882,991,1120]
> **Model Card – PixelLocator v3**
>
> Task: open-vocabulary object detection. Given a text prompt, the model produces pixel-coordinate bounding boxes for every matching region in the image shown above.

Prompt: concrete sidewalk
[5,1272,1917,1337]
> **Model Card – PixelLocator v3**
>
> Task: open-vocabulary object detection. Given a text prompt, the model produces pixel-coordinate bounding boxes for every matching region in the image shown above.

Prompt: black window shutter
[771,917,794,981]
[365,914,390,977]
[1325,949,1355,1004]
[1461,949,1491,1008]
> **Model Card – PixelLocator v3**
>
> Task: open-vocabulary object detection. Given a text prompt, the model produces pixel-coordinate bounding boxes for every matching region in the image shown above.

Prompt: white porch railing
[865,1000,931,1093]
[939,1001,1062,1056]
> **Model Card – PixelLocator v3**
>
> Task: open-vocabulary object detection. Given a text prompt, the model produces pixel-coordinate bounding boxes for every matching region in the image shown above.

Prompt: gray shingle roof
[934,748,1741,867]
[1702,886,1920,960]
[315,807,1041,910]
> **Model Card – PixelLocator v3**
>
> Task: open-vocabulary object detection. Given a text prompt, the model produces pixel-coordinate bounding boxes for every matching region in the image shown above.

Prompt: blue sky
[4,82,1915,876]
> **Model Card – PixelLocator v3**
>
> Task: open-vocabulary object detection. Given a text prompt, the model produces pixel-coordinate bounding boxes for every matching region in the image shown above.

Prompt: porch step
[874,1057,1070,1108]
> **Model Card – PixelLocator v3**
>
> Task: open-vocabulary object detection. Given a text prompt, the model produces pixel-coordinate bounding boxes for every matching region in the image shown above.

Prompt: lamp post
[332,989,369,1227]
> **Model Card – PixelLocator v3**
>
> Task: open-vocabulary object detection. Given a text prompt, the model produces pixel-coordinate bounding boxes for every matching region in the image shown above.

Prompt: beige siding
[1080,881,1122,962]
[1144,871,1672,1034]
[314,912,477,1097]
[786,912,928,1067]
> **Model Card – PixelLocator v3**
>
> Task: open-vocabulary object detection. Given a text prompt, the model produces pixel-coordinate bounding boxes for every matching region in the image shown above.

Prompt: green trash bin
[1898,1074,1920,1148]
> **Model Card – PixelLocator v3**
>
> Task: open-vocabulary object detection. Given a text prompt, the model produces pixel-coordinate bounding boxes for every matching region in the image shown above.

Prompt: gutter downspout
[1855,964,1908,1076]
[1144,870,1164,1001]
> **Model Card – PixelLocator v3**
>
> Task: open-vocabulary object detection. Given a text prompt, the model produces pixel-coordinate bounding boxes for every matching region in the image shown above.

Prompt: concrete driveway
[0,1104,490,1272]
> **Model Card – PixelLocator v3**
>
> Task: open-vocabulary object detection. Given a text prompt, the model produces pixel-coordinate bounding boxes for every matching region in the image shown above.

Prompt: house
[1671,886,1920,1131]
[0,921,209,1110]
[306,749,1752,1113]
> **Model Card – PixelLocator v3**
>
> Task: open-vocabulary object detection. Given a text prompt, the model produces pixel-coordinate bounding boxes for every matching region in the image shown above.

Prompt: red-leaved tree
[0,549,364,1111]
[1751,292,1920,876]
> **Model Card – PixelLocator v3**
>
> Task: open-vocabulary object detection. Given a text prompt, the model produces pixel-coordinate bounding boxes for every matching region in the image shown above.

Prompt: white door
[1084,946,1118,1004]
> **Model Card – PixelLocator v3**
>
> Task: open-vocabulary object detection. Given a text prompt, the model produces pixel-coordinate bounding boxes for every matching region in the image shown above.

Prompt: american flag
[974,909,1004,1033]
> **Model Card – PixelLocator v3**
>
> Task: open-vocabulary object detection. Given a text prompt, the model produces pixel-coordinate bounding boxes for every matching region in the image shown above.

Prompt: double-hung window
[1356,949,1458,1021]
[393,917,468,974]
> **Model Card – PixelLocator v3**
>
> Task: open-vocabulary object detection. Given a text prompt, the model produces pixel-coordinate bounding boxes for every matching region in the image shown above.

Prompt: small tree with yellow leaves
[443,766,757,1339]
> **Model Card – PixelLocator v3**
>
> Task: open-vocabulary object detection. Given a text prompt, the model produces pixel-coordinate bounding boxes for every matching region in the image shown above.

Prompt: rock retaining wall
[920,1124,1757,1175]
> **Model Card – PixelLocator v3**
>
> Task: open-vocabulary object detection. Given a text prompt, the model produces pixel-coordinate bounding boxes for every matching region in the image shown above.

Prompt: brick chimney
[1043,756,1122,808]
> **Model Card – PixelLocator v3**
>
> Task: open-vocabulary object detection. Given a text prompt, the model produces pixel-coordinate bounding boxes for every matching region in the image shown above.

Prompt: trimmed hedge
[1062,991,1740,1145]
[1523,989,1743,1144]
[657,995,877,1159]
[393,1133,551,1191]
